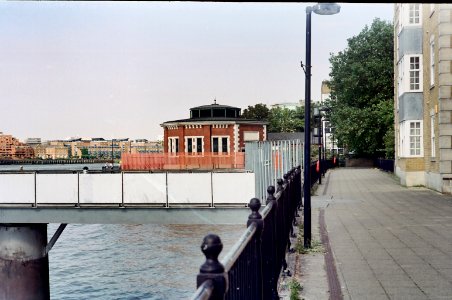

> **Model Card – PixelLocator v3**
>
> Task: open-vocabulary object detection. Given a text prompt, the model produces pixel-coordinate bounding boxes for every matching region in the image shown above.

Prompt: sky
[0,2,394,141]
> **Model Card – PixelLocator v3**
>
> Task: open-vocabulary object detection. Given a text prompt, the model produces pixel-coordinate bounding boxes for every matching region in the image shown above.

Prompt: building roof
[161,100,268,126]
[190,103,238,110]
[267,132,305,141]
[161,117,267,126]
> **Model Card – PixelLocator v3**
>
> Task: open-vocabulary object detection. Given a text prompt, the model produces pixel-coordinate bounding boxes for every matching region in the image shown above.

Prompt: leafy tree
[81,148,90,159]
[241,103,270,120]
[327,18,394,157]
[242,103,306,133]
[268,107,304,133]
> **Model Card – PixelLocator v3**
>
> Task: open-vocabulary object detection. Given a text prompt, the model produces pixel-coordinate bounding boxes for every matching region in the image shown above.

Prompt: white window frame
[430,36,435,87]
[184,136,204,154]
[406,55,422,92]
[398,55,423,94]
[211,136,230,154]
[399,120,423,157]
[397,59,403,99]
[431,114,436,158]
[408,4,421,24]
[409,56,421,91]
[398,4,422,33]
[168,137,179,153]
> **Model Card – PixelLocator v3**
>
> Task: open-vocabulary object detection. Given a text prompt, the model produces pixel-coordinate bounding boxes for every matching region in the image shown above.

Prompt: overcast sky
[0,2,393,141]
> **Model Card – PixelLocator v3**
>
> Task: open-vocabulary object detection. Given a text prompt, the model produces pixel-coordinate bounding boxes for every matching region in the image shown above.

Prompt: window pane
[222,138,228,153]
[196,138,202,153]
[212,138,218,152]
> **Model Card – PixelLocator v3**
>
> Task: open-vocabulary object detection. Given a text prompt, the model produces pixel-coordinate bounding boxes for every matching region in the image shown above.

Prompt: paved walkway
[300,168,452,300]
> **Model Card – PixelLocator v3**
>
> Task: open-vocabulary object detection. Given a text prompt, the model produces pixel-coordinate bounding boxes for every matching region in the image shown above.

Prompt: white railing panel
[123,173,166,204]
[0,174,35,204]
[36,174,78,204]
[167,173,211,204]
[212,173,255,204]
[79,174,122,204]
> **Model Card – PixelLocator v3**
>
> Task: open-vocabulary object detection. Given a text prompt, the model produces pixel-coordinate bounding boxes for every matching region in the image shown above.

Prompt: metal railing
[374,158,394,173]
[190,166,302,300]
[309,158,337,188]
[245,140,303,201]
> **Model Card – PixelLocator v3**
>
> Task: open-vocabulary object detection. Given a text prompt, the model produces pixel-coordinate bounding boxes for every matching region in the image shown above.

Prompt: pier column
[0,224,49,300]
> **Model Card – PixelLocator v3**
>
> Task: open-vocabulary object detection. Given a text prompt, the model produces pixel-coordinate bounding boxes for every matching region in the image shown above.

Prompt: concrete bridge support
[0,224,50,300]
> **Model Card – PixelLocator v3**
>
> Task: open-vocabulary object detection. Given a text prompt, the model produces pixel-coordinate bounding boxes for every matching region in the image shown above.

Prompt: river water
[48,223,244,300]
[0,164,245,299]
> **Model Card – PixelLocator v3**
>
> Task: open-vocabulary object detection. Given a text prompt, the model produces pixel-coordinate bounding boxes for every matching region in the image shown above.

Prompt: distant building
[320,80,331,102]
[25,137,41,145]
[268,132,306,141]
[270,100,303,110]
[130,139,163,153]
[0,132,34,159]
[33,142,70,159]
[161,101,267,153]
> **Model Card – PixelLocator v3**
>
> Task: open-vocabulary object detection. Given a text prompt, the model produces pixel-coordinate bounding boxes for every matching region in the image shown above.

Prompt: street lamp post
[313,107,322,185]
[303,3,340,248]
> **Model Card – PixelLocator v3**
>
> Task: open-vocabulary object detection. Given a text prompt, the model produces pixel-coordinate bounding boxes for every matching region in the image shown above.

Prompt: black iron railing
[310,158,337,188]
[374,158,394,173]
[190,166,302,300]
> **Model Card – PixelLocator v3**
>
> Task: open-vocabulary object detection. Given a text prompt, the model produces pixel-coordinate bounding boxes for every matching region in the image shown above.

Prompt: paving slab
[299,168,452,300]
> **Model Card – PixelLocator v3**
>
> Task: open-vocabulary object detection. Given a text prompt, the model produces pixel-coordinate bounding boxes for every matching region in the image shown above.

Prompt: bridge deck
[0,207,249,224]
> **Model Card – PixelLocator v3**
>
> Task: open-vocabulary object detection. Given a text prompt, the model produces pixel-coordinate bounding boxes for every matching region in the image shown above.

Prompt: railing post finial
[200,234,224,274]
[277,179,284,192]
[197,234,227,299]
[266,185,276,205]
[247,198,263,231]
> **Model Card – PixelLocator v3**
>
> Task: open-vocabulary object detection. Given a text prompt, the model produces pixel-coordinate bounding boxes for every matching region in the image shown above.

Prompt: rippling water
[48,223,244,300]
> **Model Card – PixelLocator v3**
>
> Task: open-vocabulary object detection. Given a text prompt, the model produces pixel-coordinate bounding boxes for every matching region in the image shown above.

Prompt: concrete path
[301,168,452,300]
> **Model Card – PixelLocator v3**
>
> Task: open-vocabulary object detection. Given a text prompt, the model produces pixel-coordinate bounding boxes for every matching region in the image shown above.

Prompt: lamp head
[312,3,341,15]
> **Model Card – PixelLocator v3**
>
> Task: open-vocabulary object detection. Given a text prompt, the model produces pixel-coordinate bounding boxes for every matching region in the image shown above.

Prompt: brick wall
[238,124,266,149]
[163,122,265,153]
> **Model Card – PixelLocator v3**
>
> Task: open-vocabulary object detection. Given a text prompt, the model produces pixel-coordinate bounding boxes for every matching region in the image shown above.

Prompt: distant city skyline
[0,2,393,141]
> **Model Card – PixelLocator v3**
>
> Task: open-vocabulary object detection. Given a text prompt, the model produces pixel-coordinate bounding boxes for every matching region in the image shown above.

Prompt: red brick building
[0,132,34,159]
[161,102,267,153]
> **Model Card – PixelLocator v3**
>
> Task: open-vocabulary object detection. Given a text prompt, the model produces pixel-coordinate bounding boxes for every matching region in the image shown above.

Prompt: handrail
[260,200,273,219]
[221,222,257,272]
[190,280,214,300]
[191,165,302,300]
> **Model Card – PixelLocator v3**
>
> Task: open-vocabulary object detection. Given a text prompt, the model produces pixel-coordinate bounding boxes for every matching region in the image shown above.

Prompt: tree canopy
[241,103,270,121]
[241,103,305,133]
[268,106,304,133]
[326,18,394,157]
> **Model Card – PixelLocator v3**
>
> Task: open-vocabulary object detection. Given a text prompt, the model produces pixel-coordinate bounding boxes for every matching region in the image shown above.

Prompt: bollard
[196,234,227,300]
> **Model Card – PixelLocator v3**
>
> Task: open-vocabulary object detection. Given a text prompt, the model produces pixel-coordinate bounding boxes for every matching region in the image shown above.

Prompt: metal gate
[245,140,303,201]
